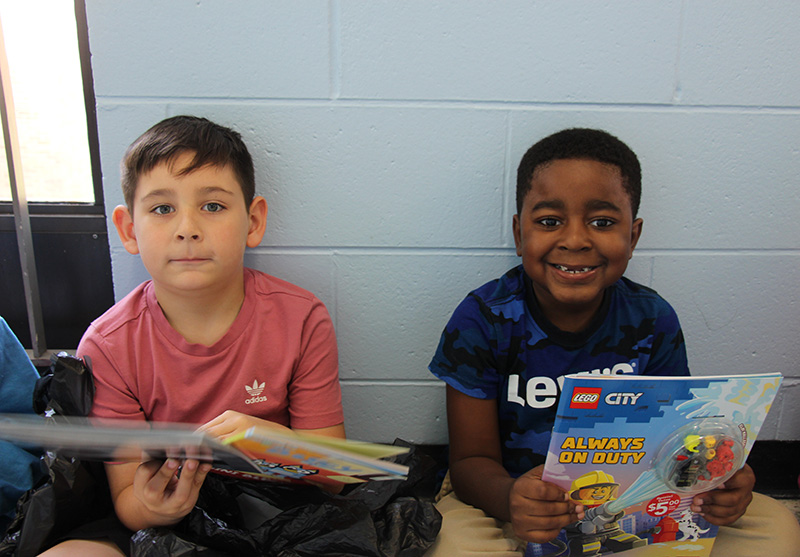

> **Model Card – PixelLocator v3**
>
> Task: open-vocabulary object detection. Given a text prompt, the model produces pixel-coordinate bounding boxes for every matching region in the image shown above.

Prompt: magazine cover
[218,427,409,486]
[528,372,781,557]
[0,415,409,487]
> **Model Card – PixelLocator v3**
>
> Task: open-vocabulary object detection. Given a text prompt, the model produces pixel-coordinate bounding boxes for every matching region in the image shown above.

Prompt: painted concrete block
[168,102,508,248]
[680,3,800,106]
[340,1,679,103]
[243,251,336,317]
[109,248,148,301]
[624,255,654,288]
[86,1,330,98]
[651,254,800,378]
[341,381,447,444]
[335,252,519,381]
[775,380,800,440]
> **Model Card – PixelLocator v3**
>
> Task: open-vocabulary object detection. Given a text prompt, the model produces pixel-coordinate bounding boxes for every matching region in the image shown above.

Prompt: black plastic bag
[0,353,112,557]
[2,353,442,556]
[130,443,442,557]
[32,353,94,418]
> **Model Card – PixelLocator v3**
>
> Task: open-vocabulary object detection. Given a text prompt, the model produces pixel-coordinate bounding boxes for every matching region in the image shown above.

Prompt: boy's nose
[559,222,591,251]
[175,214,202,241]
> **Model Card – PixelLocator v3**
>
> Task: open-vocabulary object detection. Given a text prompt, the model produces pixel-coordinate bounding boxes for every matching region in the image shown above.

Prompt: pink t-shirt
[80,268,343,429]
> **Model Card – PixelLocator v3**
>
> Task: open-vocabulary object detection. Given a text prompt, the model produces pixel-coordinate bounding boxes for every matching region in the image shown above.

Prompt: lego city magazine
[529,372,781,557]
[0,415,409,487]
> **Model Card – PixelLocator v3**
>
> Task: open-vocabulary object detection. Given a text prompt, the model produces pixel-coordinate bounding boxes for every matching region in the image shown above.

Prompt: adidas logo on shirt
[245,380,268,404]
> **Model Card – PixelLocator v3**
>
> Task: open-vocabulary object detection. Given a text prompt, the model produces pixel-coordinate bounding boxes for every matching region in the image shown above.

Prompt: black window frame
[0,0,114,363]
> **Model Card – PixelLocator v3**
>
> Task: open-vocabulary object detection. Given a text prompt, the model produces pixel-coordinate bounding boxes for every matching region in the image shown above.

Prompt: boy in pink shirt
[42,116,344,556]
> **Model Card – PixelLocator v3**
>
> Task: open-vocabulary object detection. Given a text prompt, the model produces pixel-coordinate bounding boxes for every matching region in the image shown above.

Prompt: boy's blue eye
[203,202,224,212]
[152,205,173,215]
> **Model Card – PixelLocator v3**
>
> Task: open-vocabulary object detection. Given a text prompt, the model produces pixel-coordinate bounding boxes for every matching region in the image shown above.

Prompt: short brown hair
[121,115,256,209]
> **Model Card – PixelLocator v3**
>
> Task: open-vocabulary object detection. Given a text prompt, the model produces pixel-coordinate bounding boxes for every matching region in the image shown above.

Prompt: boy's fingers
[510,501,577,528]
[195,463,213,487]
[137,459,164,479]
[513,474,568,502]
[693,480,752,508]
[138,458,180,501]
[692,489,751,524]
[693,504,745,526]
[169,459,212,506]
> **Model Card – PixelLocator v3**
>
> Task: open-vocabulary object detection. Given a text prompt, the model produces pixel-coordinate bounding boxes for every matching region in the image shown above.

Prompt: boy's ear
[112,205,140,255]
[246,196,268,248]
[629,217,644,255]
[512,214,523,256]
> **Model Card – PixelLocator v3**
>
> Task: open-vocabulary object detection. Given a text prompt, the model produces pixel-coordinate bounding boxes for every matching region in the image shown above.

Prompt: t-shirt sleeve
[643,302,690,377]
[428,294,502,399]
[286,299,344,430]
[79,324,146,422]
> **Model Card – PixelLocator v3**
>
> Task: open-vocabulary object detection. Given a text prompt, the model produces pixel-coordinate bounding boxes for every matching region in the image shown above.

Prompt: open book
[0,415,409,487]
[527,372,781,557]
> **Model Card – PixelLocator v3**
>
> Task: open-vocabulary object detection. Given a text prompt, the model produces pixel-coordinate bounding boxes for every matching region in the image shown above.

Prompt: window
[0,0,94,203]
[0,0,113,361]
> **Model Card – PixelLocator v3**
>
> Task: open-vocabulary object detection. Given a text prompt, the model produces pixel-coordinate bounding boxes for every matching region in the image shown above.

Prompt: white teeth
[555,265,593,274]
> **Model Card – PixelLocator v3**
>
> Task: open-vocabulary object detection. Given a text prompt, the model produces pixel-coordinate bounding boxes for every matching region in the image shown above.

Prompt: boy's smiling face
[513,158,642,332]
[114,151,266,299]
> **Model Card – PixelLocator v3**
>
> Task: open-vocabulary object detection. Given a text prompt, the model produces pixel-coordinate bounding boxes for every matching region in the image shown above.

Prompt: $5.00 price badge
[646,493,681,517]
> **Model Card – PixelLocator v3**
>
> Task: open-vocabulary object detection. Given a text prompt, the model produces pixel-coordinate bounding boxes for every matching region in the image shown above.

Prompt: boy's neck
[153,273,246,346]
[525,275,612,338]
[546,304,601,333]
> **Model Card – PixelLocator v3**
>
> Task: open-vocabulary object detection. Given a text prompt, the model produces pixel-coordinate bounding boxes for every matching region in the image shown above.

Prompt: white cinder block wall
[85,1,800,444]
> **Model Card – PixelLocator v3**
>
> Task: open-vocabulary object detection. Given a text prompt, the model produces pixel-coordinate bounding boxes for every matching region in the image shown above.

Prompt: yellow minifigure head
[568,470,619,505]
[683,435,701,453]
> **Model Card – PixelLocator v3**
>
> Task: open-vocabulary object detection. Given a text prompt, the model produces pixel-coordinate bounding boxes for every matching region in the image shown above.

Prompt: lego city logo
[605,392,643,406]
[570,388,602,409]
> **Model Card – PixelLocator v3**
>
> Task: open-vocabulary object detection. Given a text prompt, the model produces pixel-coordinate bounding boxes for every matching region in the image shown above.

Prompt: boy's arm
[295,423,346,438]
[199,410,345,440]
[447,386,578,543]
[105,458,212,532]
[447,385,514,519]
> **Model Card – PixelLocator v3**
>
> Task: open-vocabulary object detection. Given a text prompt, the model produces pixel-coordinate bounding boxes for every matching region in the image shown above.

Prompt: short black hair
[121,115,255,209]
[516,128,641,217]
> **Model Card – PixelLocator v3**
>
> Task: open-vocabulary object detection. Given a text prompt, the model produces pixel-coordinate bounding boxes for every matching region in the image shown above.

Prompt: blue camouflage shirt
[429,265,689,477]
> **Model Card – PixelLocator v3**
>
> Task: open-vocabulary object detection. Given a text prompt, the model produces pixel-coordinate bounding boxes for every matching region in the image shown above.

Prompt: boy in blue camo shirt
[426,128,800,556]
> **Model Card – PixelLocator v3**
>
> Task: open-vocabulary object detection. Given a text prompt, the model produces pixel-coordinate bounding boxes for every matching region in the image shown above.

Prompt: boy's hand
[199,410,292,441]
[690,463,755,525]
[132,458,212,526]
[509,465,581,544]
